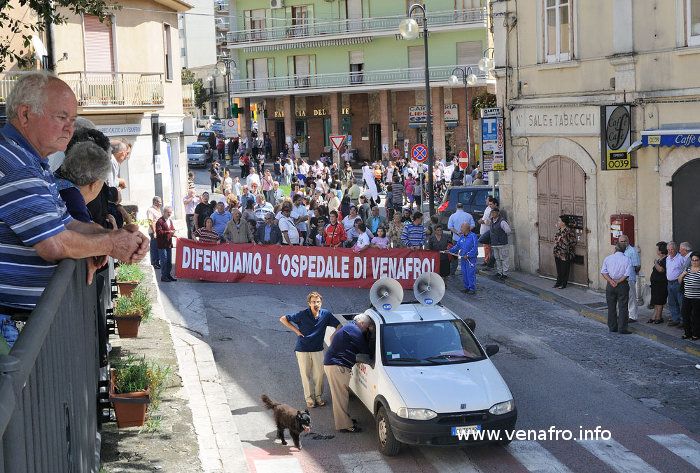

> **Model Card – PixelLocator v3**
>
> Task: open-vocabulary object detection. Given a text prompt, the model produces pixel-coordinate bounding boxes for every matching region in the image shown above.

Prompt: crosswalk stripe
[649,433,700,470]
[576,438,661,473]
[254,457,304,473]
[339,451,393,473]
[507,441,573,473]
[420,447,483,472]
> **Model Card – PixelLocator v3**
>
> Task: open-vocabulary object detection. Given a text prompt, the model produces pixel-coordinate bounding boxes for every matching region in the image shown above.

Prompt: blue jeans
[667,281,683,323]
[461,257,477,291]
[1,314,18,348]
[158,248,172,279]
[150,234,160,266]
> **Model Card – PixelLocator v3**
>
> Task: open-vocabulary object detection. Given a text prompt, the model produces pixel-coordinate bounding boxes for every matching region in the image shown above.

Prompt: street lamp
[448,66,477,166]
[479,48,495,74]
[400,3,436,216]
[216,57,238,119]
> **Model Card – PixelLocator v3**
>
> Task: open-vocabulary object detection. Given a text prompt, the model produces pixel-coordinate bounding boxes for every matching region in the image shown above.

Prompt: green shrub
[114,286,152,321]
[117,264,145,282]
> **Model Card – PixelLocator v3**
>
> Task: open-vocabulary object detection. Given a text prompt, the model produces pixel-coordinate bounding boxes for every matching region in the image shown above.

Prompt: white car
[197,114,218,128]
[327,274,517,456]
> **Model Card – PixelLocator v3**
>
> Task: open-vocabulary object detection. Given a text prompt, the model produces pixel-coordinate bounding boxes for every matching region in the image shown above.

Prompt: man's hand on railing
[86,255,109,285]
[108,226,149,264]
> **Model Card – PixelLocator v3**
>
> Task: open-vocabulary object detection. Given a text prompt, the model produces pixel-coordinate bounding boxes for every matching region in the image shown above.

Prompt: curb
[478,269,700,358]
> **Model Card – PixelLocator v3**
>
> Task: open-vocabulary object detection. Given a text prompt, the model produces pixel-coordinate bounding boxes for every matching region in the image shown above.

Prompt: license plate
[451,425,481,438]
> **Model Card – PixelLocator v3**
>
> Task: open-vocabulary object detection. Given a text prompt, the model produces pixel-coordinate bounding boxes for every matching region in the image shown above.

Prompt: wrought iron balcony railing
[227,8,486,45]
[231,64,488,95]
[58,71,165,107]
[182,83,195,108]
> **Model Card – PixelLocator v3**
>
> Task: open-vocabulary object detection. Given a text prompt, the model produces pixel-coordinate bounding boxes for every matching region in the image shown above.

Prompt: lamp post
[216,57,238,119]
[400,4,436,216]
[448,66,477,167]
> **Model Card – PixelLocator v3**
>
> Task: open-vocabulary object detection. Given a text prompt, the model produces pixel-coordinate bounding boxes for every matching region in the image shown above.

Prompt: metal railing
[182,83,195,108]
[227,8,486,44]
[58,71,164,107]
[232,63,487,94]
[0,259,106,473]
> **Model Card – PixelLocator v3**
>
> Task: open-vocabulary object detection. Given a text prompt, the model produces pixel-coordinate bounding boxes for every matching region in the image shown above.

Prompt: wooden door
[537,156,588,285]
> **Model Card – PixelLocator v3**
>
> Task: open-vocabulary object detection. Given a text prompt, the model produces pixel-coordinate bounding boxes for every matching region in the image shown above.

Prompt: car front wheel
[376,406,401,456]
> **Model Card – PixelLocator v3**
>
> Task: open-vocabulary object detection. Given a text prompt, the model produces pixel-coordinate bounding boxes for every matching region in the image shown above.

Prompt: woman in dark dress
[648,241,668,324]
[427,225,451,278]
[552,216,576,289]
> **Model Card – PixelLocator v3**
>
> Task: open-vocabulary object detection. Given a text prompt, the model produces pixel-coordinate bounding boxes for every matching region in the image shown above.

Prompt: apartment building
[492,0,700,289]
[218,0,491,163]
[0,0,192,217]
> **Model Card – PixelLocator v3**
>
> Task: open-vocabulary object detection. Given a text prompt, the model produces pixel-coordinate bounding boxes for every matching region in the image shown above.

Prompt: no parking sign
[411,144,428,163]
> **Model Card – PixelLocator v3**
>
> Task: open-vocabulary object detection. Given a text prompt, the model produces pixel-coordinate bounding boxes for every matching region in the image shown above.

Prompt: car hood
[384,360,512,413]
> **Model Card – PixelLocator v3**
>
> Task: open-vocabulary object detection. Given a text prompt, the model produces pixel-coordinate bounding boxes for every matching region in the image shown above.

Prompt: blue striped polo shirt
[401,222,426,248]
[0,124,73,309]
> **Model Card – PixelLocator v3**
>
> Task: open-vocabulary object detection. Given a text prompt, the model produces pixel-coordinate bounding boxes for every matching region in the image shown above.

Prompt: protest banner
[175,239,438,289]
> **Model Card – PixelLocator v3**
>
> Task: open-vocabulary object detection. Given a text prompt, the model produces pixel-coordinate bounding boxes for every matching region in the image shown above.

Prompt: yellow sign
[606,150,630,170]
[647,135,660,145]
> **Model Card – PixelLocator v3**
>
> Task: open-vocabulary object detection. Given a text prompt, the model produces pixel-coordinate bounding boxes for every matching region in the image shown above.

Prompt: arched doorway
[537,156,588,285]
[672,159,700,251]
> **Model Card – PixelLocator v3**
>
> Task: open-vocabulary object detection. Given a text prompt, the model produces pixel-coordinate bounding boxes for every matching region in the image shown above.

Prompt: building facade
[492,0,700,289]
[220,0,491,164]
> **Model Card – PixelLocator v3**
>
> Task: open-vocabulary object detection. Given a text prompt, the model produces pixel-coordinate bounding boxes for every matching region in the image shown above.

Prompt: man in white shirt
[601,243,634,334]
[183,186,199,239]
[279,205,301,245]
[246,168,261,189]
[291,194,309,244]
[479,197,496,268]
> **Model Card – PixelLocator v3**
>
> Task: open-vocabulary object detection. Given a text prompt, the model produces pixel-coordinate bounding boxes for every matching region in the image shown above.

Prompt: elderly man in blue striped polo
[0,72,148,349]
[401,211,426,250]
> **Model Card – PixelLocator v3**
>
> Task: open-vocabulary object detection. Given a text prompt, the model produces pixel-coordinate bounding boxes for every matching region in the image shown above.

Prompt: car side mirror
[485,344,499,357]
[356,353,373,367]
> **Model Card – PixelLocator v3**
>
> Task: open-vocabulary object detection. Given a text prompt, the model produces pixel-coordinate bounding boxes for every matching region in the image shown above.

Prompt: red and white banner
[175,238,438,289]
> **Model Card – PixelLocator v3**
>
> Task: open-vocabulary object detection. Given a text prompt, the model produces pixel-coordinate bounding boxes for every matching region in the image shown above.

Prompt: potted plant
[113,286,151,338]
[110,357,150,427]
[116,264,145,296]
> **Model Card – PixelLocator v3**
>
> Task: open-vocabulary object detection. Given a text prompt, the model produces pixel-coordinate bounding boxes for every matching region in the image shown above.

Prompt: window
[291,55,313,88]
[544,0,572,62]
[244,9,266,41]
[408,46,425,81]
[350,50,364,84]
[246,58,271,91]
[292,6,309,37]
[458,190,476,206]
[164,23,173,81]
[455,0,483,22]
[688,0,700,46]
[457,41,482,65]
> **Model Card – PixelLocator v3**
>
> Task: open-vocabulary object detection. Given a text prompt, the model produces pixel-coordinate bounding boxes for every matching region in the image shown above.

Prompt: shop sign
[96,124,142,136]
[601,105,631,171]
[481,117,505,171]
[409,104,459,128]
[511,106,599,136]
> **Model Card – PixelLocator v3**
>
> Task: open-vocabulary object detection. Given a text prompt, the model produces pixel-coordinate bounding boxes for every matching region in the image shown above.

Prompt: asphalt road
[158,269,700,473]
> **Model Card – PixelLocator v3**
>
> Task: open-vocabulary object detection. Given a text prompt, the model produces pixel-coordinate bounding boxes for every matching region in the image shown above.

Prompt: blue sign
[642,133,700,147]
[382,303,392,310]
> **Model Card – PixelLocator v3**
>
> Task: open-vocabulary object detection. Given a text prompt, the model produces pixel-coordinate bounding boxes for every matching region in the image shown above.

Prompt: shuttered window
[457,41,482,65]
[84,14,114,72]
[164,23,173,81]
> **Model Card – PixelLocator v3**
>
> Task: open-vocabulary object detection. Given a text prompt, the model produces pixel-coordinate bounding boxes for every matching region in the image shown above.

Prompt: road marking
[420,447,483,472]
[507,441,573,473]
[339,451,393,473]
[254,457,303,473]
[649,433,700,469]
[576,438,661,473]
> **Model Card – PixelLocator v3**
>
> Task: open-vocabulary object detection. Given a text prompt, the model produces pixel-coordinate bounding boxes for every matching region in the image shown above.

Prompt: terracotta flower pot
[110,371,150,428]
[115,312,142,338]
[116,281,139,297]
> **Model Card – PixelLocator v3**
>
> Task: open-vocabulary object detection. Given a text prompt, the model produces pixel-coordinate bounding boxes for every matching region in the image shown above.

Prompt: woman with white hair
[54,141,112,224]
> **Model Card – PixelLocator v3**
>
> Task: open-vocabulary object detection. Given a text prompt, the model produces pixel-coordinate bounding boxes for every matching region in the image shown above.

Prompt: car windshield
[188,146,205,153]
[381,320,484,365]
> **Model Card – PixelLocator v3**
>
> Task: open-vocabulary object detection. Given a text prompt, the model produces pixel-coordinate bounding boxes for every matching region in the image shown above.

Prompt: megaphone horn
[370,277,404,312]
[413,271,445,306]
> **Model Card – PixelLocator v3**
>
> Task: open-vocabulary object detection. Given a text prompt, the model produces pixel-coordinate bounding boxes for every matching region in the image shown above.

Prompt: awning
[641,129,700,147]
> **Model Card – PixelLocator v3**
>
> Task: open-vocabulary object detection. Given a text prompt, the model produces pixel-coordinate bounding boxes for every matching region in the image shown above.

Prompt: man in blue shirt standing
[448,203,476,276]
[280,292,341,408]
[601,243,634,334]
[449,222,479,294]
[210,202,232,241]
[323,313,373,432]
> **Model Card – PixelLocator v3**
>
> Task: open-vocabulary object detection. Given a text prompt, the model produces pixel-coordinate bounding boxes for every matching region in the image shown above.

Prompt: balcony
[214,1,229,14]
[58,71,164,108]
[231,64,488,97]
[226,8,486,47]
[183,83,195,108]
[216,20,230,31]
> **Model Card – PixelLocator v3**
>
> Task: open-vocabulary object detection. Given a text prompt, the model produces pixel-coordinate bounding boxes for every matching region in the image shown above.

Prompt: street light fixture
[216,57,238,119]
[400,3,437,216]
[478,48,495,73]
[448,66,477,167]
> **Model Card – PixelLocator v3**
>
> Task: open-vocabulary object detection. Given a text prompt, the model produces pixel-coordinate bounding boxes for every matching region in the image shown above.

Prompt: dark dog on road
[261,395,311,450]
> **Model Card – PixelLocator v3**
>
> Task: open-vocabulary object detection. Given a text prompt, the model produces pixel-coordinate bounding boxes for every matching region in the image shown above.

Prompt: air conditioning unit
[270,0,284,9]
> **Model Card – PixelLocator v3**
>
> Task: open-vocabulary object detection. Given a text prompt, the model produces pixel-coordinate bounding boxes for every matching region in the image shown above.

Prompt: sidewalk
[475,263,700,358]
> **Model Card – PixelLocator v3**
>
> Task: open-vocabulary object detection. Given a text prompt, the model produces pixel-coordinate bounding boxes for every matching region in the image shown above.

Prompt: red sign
[175,239,438,289]
[458,150,469,170]
[411,144,428,163]
[391,148,400,159]
[330,135,346,151]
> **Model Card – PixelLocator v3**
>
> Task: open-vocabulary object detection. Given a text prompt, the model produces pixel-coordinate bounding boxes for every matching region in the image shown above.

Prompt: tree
[193,79,210,109]
[181,68,195,85]
[0,0,117,72]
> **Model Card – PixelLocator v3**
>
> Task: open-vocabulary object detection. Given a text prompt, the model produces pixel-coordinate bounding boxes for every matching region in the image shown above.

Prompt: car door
[350,313,381,412]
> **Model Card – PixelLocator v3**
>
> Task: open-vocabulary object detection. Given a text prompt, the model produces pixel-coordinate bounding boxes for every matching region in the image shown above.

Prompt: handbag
[478,230,491,244]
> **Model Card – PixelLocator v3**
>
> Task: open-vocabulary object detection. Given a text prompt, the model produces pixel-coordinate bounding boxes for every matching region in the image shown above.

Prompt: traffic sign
[411,143,428,163]
[224,119,238,138]
[458,150,469,170]
[391,148,400,159]
[330,135,346,151]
